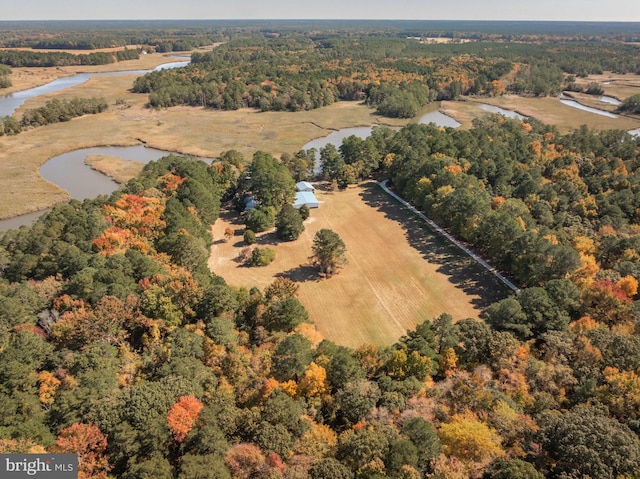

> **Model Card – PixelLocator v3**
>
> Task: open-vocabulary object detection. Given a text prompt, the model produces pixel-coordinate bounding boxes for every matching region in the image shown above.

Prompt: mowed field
[209,182,509,348]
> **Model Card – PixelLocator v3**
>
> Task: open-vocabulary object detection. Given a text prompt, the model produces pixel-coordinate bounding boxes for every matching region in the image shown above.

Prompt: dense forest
[130,34,640,117]
[1,113,640,478]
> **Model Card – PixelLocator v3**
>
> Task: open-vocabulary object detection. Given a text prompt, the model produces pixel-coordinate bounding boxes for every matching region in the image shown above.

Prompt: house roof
[294,191,319,208]
[296,181,315,191]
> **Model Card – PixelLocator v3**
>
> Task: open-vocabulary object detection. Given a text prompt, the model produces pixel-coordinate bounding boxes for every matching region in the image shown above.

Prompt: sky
[3,0,640,22]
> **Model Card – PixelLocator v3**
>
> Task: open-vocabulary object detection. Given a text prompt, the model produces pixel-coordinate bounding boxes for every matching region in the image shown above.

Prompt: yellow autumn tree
[298,419,338,459]
[37,371,61,406]
[438,347,458,378]
[298,362,329,398]
[617,275,638,299]
[438,411,505,469]
[597,367,640,421]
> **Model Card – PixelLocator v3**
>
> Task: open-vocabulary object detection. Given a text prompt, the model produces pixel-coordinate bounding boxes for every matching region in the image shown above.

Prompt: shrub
[246,247,276,267]
[243,229,256,245]
[299,204,310,221]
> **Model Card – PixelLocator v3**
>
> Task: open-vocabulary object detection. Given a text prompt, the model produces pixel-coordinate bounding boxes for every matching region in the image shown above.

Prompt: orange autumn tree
[167,395,203,442]
[94,194,165,255]
[52,423,111,479]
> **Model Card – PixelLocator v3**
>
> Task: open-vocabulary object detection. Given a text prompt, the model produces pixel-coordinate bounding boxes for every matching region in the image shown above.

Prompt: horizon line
[1,18,640,23]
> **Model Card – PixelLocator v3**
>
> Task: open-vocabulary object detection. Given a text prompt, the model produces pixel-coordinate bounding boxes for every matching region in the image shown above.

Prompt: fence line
[378,180,520,294]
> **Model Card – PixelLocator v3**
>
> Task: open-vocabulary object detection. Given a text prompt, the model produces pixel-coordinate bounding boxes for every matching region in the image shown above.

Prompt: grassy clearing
[209,182,509,348]
[573,72,640,103]
[443,95,640,133]
[84,154,145,184]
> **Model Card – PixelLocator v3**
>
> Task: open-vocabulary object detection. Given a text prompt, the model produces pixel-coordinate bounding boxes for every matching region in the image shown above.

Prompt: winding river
[0,58,191,230]
[0,145,182,230]
[559,94,619,119]
[0,59,189,117]
[480,104,526,120]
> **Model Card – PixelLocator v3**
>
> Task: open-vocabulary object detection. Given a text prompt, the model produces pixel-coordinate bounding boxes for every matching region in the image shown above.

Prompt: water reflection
[559,94,619,119]
[479,104,526,120]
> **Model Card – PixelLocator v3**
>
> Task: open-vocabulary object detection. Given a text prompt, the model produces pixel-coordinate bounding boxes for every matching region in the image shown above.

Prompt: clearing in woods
[209,181,509,348]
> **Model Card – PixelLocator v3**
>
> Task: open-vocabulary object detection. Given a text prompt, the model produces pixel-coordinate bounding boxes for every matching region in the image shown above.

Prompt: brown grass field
[209,182,509,348]
[84,154,145,184]
[443,94,640,133]
[573,72,640,103]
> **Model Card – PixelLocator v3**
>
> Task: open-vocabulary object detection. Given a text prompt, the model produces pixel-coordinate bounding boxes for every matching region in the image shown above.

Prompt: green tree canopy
[275,203,305,241]
[310,229,347,277]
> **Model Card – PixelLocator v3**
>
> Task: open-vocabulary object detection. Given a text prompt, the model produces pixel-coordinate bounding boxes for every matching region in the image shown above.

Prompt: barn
[296,181,315,192]
[294,191,319,209]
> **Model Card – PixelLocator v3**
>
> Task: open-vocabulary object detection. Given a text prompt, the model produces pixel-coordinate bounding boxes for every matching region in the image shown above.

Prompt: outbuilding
[296,181,315,192]
[293,191,319,209]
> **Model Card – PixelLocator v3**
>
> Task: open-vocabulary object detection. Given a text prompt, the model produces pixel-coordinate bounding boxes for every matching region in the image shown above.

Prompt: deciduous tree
[310,229,347,277]
[167,395,204,442]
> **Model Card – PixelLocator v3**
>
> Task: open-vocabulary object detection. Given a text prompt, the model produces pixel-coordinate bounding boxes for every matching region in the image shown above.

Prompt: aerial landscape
[1,1,640,478]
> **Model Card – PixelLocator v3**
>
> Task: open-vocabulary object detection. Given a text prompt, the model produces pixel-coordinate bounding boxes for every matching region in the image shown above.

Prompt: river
[0,58,194,231]
[0,145,183,231]
[479,104,526,120]
[0,59,189,117]
[559,94,619,119]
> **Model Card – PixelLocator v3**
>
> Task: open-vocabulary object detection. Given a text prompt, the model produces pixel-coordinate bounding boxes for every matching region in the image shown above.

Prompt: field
[443,95,640,133]
[209,182,509,348]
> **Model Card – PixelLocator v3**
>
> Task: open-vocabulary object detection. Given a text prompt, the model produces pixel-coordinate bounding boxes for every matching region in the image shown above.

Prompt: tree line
[0,64,10,88]
[0,49,141,68]
[0,97,108,136]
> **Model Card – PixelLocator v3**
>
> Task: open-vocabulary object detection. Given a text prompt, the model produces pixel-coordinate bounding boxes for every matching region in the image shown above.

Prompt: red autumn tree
[52,423,111,479]
[167,395,203,442]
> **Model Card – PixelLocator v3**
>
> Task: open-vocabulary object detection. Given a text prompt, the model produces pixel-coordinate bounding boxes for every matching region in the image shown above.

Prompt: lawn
[209,182,509,348]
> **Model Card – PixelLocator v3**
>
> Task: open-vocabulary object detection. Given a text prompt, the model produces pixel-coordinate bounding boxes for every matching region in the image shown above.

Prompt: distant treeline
[29,36,215,53]
[130,34,640,117]
[0,64,10,88]
[0,49,140,68]
[0,97,108,135]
